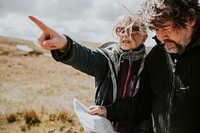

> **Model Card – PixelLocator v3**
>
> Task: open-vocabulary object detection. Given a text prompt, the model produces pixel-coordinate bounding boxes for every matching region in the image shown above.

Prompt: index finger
[29,16,51,36]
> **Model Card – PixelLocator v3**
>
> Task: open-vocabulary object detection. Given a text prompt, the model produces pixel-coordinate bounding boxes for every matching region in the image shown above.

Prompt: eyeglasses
[115,25,142,36]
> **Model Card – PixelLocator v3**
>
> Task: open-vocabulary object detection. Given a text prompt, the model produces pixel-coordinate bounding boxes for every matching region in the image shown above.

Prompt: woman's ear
[142,34,148,44]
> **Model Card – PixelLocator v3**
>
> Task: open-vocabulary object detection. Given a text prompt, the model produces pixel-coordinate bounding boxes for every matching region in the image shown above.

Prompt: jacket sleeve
[105,63,153,124]
[50,35,108,77]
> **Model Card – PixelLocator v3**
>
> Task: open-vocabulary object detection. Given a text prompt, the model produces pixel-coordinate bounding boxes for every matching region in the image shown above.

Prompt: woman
[29,12,149,133]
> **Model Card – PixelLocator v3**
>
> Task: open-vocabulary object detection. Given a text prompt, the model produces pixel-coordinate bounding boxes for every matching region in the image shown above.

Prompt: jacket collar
[185,27,200,50]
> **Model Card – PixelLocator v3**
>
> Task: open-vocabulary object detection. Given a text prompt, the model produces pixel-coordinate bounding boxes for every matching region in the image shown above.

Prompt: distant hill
[0,35,152,52]
[0,36,33,46]
[0,36,47,54]
[0,36,100,52]
[78,40,100,50]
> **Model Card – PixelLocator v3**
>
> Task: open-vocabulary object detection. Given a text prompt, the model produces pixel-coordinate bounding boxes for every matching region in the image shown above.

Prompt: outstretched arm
[29,16,67,51]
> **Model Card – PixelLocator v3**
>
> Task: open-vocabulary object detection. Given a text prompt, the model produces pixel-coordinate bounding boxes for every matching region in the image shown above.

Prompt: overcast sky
[0,0,156,46]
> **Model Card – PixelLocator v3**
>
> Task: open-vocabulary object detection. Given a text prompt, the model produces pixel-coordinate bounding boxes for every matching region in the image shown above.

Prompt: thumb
[43,38,63,50]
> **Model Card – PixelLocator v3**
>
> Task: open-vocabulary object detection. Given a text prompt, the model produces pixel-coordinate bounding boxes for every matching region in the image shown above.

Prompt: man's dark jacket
[105,29,200,133]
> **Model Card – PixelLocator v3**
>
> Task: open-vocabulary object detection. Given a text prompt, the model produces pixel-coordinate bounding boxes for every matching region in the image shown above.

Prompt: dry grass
[6,113,17,123]
[23,108,40,125]
[57,109,73,123]
[0,36,96,133]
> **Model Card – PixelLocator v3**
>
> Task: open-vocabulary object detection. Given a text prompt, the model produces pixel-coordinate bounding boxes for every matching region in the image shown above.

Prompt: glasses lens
[116,26,141,36]
[116,27,124,36]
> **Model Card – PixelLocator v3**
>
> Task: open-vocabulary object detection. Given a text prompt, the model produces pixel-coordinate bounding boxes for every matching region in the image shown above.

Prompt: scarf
[114,44,145,72]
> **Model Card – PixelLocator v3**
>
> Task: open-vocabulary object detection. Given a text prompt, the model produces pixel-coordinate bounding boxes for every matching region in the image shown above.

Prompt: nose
[124,31,129,37]
[121,31,129,37]
[156,29,168,41]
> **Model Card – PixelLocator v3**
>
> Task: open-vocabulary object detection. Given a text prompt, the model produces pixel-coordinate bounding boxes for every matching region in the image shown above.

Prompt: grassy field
[0,36,97,133]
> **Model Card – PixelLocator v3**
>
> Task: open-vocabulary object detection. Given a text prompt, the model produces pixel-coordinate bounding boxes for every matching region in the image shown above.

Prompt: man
[29,12,151,132]
[89,0,200,133]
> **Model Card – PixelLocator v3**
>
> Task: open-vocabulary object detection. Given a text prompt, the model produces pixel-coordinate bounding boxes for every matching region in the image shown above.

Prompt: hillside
[0,36,95,133]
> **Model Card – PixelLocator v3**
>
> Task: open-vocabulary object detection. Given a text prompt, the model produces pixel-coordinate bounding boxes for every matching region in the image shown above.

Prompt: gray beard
[164,45,179,53]
[162,42,185,54]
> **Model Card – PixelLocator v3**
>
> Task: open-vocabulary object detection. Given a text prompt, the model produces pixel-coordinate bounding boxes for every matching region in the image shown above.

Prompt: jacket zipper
[165,59,177,133]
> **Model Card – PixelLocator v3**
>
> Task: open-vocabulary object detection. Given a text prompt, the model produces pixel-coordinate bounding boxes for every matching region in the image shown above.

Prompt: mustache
[161,39,177,44]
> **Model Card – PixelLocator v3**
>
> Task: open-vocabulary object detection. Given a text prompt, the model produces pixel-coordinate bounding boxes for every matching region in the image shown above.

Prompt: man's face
[152,21,195,53]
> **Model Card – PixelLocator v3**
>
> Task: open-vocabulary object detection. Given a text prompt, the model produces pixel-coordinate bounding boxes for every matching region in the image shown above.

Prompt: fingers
[38,33,46,45]
[38,34,50,50]
[29,16,67,51]
[39,39,58,50]
[88,105,97,110]
[28,16,51,37]
[88,105,107,118]
[88,105,99,114]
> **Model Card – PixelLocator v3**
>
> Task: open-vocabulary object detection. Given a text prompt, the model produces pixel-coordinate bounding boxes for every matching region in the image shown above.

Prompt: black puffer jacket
[106,29,200,133]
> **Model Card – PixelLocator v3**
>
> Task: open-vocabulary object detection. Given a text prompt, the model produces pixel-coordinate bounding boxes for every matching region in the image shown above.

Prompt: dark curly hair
[141,0,200,29]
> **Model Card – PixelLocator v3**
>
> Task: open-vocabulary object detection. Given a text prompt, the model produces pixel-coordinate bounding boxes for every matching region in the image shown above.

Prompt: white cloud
[0,0,156,46]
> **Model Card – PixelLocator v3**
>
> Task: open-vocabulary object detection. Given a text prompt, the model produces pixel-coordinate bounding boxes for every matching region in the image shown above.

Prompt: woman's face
[116,25,148,51]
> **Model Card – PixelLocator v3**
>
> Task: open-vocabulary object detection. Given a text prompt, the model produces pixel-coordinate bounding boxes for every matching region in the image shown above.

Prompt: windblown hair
[141,0,200,29]
[113,11,147,35]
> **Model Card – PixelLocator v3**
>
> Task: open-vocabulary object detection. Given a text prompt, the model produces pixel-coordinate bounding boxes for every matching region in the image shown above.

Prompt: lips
[122,40,130,43]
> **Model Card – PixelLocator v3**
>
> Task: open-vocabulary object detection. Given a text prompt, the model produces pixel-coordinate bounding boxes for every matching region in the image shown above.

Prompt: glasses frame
[115,25,143,37]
